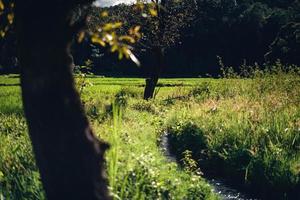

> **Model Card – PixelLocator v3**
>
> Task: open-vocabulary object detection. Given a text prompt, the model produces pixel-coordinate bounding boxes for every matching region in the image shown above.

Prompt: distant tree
[88,1,195,98]
[138,0,196,99]
[10,1,112,199]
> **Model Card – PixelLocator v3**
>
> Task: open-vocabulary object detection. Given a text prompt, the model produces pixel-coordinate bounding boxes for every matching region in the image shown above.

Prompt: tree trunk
[143,0,167,100]
[15,1,111,200]
[143,47,164,100]
[144,77,159,100]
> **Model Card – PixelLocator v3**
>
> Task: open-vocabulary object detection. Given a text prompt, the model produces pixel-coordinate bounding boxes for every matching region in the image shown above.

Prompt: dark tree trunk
[143,0,167,100]
[143,47,164,100]
[144,77,159,100]
[15,1,111,200]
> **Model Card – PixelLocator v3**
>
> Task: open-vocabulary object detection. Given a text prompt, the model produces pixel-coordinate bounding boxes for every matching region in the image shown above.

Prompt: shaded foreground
[0,65,299,199]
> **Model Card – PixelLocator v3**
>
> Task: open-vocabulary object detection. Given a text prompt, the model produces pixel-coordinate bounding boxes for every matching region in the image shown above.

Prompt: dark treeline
[76,0,300,77]
[177,0,300,76]
[1,0,300,76]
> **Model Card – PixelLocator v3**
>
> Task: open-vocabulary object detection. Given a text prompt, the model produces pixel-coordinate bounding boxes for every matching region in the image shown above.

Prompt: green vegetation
[0,74,218,200]
[165,65,300,199]
[0,64,299,199]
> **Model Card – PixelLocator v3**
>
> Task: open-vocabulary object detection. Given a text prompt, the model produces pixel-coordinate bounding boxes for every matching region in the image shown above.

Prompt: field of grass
[0,64,299,199]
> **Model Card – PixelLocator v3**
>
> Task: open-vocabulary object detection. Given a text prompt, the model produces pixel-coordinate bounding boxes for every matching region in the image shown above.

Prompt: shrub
[115,87,141,108]
[167,119,208,162]
[132,100,159,114]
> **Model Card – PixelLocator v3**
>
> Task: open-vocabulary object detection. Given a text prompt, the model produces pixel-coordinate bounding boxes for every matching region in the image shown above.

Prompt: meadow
[0,64,299,199]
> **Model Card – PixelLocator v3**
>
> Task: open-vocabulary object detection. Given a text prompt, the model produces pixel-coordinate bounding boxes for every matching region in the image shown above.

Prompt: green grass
[0,75,22,115]
[96,103,216,200]
[0,114,44,199]
[0,75,218,200]
[164,65,300,199]
[0,64,299,199]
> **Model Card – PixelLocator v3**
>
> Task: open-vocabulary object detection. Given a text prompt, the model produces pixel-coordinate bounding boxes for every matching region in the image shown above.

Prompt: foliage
[168,119,208,161]
[74,59,95,97]
[131,100,159,114]
[115,87,141,108]
[266,22,300,64]
[0,0,14,38]
[81,0,300,76]
[0,0,17,74]
[134,0,197,53]
[89,0,196,68]
[2,0,300,75]
[89,15,142,64]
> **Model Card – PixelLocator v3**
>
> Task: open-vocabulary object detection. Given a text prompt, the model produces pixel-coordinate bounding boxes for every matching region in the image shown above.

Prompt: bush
[115,87,141,108]
[132,100,159,114]
[167,119,208,162]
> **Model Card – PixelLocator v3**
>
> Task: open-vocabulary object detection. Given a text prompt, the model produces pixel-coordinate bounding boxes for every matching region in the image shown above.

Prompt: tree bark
[15,1,111,199]
[143,47,164,100]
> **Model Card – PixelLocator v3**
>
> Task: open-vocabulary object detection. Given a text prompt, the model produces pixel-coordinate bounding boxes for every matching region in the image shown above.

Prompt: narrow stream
[160,133,258,200]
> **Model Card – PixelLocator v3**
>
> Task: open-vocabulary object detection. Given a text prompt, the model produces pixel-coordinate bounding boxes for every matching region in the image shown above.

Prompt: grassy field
[0,64,299,199]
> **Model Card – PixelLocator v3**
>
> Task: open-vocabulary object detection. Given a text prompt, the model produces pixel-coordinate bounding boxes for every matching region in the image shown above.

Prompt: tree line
[73,0,300,76]
[1,0,299,76]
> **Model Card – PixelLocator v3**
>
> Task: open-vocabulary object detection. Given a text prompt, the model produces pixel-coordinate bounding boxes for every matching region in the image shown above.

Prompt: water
[160,132,177,162]
[160,132,258,200]
[207,179,255,200]
[94,0,136,7]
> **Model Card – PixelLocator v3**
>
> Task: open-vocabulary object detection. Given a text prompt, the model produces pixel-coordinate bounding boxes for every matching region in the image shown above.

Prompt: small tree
[137,0,197,99]
[89,0,196,99]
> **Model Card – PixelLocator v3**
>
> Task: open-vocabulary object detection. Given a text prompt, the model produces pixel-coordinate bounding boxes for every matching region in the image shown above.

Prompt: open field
[0,65,299,199]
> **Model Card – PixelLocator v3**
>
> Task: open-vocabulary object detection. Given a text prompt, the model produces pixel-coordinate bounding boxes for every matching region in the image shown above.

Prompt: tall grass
[107,103,121,194]
[165,63,300,199]
[99,96,218,200]
[0,114,44,199]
